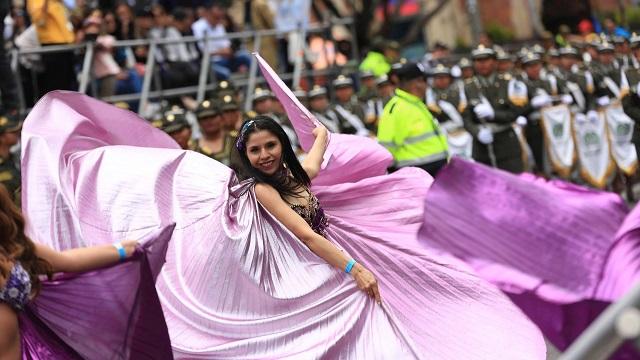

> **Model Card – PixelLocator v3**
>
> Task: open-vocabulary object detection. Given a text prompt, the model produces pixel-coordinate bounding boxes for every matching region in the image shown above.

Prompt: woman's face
[245,130,282,176]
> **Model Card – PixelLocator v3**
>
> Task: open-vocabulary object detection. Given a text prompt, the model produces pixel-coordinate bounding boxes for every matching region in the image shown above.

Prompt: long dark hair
[235,116,310,199]
[0,185,52,296]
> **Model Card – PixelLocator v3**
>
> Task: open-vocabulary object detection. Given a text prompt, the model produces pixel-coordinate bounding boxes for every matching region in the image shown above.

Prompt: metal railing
[10,17,358,117]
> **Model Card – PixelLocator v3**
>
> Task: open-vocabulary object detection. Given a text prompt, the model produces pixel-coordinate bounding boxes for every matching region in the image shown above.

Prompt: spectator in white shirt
[192,1,250,79]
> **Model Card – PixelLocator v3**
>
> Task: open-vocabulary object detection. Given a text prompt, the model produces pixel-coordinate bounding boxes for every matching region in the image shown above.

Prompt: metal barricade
[10,17,358,117]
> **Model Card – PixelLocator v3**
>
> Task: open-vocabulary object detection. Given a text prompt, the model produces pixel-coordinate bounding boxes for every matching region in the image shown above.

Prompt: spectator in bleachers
[192,1,250,80]
[359,38,399,77]
[81,11,121,98]
[114,2,135,41]
[248,0,277,69]
[27,0,77,97]
[150,5,199,90]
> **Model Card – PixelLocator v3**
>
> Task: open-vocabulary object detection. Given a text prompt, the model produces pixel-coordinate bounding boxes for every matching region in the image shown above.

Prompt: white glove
[477,126,494,144]
[587,110,599,122]
[516,116,527,126]
[531,94,552,109]
[575,113,587,124]
[561,94,573,105]
[473,103,495,119]
[450,65,462,78]
[597,96,610,107]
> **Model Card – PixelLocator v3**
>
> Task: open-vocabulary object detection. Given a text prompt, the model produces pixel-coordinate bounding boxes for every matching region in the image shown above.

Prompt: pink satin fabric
[21,89,545,358]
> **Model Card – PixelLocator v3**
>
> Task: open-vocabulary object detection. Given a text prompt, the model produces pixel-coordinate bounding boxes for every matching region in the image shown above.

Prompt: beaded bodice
[0,262,31,311]
[289,191,329,236]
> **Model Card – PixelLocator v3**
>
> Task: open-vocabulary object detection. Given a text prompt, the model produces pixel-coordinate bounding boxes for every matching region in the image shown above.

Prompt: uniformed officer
[463,45,528,173]
[376,74,395,105]
[458,57,474,80]
[622,33,640,159]
[496,48,515,75]
[521,52,573,173]
[0,114,21,205]
[307,85,343,133]
[557,45,596,114]
[193,99,236,166]
[220,94,243,132]
[592,40,626,107]
[252,87,299,148]
[426,64,466,132]
[378,61,449,176]
[152,107,194,150]
[613,35,638,70]
[293,88,308,108]
[358,70,380,126]
[332,75,370,135]
[212,80,240,104]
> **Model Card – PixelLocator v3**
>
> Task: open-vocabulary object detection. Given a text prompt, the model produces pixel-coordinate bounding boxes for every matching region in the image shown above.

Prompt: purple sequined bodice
[290,191,329,236]
[1,262,31,311]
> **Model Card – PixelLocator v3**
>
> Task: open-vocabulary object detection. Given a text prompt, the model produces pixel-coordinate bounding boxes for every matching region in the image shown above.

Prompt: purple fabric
[421,158,640,352]
[19,225,175,359]
[19,90,546,357]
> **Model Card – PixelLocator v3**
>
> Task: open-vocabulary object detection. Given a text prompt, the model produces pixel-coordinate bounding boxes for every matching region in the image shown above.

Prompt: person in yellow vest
[377,62,449,176]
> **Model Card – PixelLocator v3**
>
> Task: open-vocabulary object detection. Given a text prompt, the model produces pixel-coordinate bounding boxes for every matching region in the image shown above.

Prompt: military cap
[157,108,190,133]
[612,35,627,44]
[530,44,545,56]
[212,80,237,98]
[559,45,580,57]
[252,87,274,103]
[293,88,308,99]
[598,41,615,53]
[308,85,328,98]
[548,48,560,57]
[0,114,21,134]
[430,63,451,76]
[521,52,542,65]
[496,49,512,61]
[471,44,496,59]
[394,62,426,81]
[458,57,472,69]
[196,99,222,119]
[220,94,239,111]
[332,75,354,88]
[375,74,391,86]
[359,70,375,79]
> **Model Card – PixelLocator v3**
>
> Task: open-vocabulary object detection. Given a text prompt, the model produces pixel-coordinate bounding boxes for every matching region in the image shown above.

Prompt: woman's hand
[120,240,138,258]
[351,263,381,304]
[312,125,328,140]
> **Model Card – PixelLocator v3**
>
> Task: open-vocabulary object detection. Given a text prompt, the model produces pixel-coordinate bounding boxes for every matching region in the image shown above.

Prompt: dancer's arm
[301,126,328,180]
[255,183,381,304]
[34,240,137,273]
[0,303,20,360]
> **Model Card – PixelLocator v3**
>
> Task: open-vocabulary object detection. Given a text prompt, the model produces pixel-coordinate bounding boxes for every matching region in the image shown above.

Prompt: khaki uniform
[0,154,20,205]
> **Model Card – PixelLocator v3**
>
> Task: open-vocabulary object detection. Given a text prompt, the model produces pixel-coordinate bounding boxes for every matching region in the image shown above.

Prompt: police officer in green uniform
[496,48,515,76]
[591,40,625,107]
[521,52,573,173]
[557,45,596,114]
[0,114,21,205]
[426,64,466,132]
[463,45,529,173]
[308,85,342,133]
[378,62,449,176]
[332,75,370,135]
[152,107,195,150]
[193,99,236,166]
[220,94,243,132]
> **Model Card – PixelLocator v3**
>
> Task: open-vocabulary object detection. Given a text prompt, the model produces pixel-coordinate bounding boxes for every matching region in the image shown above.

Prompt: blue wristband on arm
[113,242,126,261]
[345,259,357,273]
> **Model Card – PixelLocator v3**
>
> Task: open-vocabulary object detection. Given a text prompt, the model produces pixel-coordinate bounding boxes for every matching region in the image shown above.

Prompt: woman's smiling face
[245,130,282,175]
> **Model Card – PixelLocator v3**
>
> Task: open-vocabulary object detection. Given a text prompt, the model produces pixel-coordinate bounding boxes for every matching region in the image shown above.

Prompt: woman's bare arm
[255,183,380,303]
[301,126,328,180]
[34,240,137,273]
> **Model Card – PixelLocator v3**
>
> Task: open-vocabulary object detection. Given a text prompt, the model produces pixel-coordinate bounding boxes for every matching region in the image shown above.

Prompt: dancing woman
[235,116,381,303]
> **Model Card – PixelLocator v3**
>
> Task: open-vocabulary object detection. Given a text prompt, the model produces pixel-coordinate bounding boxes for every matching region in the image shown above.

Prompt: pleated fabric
[421,158,640,355]
[22,91,546,359]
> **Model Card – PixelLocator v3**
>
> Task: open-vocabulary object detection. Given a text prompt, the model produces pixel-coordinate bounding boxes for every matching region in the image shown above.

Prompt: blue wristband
[345,259,357,273]
[113,243,126,261]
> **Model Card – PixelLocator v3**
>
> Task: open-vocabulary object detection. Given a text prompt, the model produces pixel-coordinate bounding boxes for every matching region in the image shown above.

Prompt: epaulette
[229,130,239,138]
